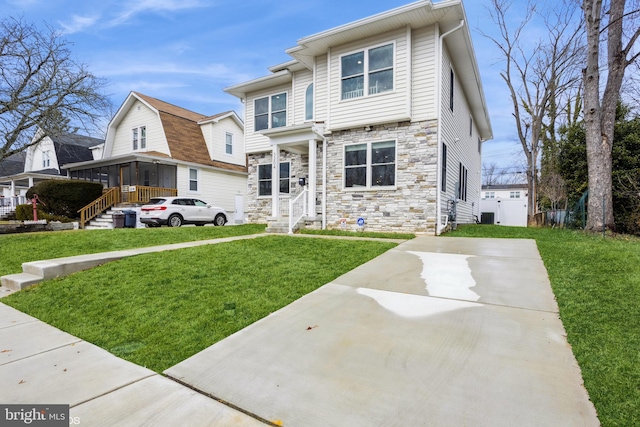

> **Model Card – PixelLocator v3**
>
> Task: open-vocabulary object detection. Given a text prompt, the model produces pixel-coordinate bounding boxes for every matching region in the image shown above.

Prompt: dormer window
[341,43,394,100]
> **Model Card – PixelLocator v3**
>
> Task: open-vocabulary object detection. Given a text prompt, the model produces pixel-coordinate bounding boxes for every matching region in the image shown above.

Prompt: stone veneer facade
[247,120,439,234]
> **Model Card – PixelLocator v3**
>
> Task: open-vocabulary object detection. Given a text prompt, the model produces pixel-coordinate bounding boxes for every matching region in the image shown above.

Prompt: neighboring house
[224,0,492,234]
[63,92,247,225]
[479,184,528,227]
[0,132,100,215]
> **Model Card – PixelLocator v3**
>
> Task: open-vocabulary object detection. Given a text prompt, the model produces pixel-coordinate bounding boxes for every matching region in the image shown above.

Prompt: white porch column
[10,180,15,208]
[271,144,280,217]
[308,139,317,218]
[28,177,34,187]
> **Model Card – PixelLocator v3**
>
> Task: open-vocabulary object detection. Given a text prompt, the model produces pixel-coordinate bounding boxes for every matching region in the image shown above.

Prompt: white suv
[140,197,228,227]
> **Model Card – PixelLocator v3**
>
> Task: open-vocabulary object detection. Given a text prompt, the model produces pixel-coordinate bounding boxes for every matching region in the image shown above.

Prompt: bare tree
[582,0,640,231]
[0,17,111,162]
[482,0,584,223]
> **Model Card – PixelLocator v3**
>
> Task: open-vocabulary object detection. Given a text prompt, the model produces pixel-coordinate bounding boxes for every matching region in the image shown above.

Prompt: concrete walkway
[0,235,599,426]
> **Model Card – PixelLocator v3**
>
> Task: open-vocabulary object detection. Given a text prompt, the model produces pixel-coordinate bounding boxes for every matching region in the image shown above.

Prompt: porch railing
[78,187,121,229]
[0,195,27,218]
[289,188,308,234]
[78,186,178,228]
[121,185,177,203]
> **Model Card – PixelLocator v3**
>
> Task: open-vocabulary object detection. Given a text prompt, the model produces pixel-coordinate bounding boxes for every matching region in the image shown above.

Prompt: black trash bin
[113,212,125,229]
[123,210,137,228]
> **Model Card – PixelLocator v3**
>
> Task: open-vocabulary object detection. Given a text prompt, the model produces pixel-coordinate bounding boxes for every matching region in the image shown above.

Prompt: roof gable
[106,92,246,173]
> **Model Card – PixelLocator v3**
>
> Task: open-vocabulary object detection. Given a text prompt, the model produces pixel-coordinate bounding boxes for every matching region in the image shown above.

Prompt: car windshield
[147,198,166,205]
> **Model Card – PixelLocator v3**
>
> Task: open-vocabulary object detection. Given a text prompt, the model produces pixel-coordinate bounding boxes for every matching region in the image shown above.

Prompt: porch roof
[62,152,248,176]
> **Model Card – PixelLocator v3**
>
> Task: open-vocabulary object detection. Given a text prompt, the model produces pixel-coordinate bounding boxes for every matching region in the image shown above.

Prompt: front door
[235,194,244,224]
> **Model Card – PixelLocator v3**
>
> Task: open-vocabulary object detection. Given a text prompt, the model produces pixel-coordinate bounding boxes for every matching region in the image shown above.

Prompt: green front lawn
[3,236,397,373]
[448,225,640,427]
[0,224,266,276]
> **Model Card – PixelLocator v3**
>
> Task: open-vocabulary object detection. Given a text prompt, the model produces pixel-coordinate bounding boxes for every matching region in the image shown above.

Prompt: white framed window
[42,150,50,169]
[458,162,468,201]
[189,168,198,192]
[254,93,287,131]
[132,128,138,150]
[469,116,473,136]
[258,162,290,197]
[305,83,314,121]
[344,140,396,189]
[225,132,233,155]
[341,43,394,100]
[132,126,146,150]
[484,192,495,199]
[510,191,521,199]
[140,126,146,149]
[441,143,447,192]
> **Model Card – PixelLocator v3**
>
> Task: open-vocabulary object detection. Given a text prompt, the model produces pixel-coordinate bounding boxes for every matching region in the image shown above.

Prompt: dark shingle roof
[0,152,26,177]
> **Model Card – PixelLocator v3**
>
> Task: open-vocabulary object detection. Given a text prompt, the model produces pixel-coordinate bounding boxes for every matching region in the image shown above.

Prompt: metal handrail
[288,188,308,234]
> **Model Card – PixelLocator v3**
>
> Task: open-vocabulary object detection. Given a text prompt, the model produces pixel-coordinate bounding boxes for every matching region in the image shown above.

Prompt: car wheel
[168,214,183,227]
[214,213,226,226]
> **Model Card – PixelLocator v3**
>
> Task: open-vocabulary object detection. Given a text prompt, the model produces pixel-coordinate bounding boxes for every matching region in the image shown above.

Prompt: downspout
[435,19,464,236]
[322,137,327,230]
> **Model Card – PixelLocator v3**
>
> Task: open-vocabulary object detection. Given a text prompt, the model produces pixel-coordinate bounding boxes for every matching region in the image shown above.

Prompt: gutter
[435,19,465,236]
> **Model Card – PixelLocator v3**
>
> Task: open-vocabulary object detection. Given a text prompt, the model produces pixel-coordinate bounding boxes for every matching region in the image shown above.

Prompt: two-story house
[225,0,492,234]
[64,92,248,226]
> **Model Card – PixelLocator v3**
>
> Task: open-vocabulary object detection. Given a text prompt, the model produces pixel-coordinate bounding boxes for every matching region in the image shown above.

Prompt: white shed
[479,184,528,227]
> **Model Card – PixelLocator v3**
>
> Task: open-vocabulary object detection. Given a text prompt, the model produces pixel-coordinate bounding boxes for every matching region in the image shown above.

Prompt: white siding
[244,83,292,154]
[315,54,328,122]
[292,69,314,124]
[176,164,247,214]
[412,25,438,120]
[110,100,169,157]
[328,28,410,131]
[201,117,245,167]
[25,137,58,172]
[439,44,482,224]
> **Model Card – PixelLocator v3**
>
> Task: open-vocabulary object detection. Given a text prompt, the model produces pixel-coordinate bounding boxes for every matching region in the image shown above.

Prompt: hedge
[26,180,103,219]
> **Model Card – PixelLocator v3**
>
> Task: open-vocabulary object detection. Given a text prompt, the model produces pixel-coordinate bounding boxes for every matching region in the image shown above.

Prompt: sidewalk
[0,235,599,426]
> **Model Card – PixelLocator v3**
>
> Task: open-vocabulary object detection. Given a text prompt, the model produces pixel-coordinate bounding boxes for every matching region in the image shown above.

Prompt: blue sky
[0,0,531,176]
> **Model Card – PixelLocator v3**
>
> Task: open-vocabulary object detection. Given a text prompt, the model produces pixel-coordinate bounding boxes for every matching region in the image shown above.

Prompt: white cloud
[59,15,99,34]
[109,0,206,26]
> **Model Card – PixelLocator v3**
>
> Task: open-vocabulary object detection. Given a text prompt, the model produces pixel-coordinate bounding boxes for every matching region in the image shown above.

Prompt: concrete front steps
[85,205,143,230]
[265,216,322,234]
[85,210,117,229]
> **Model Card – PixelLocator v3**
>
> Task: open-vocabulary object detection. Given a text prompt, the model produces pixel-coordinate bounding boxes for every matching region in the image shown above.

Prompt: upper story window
[341,43,394,100]
[140,126,146,149]
[305,84,314,121]
[255,93,287,131]
[225,132,233,155]
[42,150,50,169]
[132,126,146,150]
[345,140,396,189]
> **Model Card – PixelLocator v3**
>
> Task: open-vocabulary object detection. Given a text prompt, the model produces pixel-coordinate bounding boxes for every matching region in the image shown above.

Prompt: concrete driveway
[165,236,599,426]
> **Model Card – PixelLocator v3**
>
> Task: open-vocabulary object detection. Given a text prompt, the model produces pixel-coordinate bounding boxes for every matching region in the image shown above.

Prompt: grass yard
[3,236,397,373]
[448,225,640,427]
[298,228,415,240]
[0,224,265,276]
